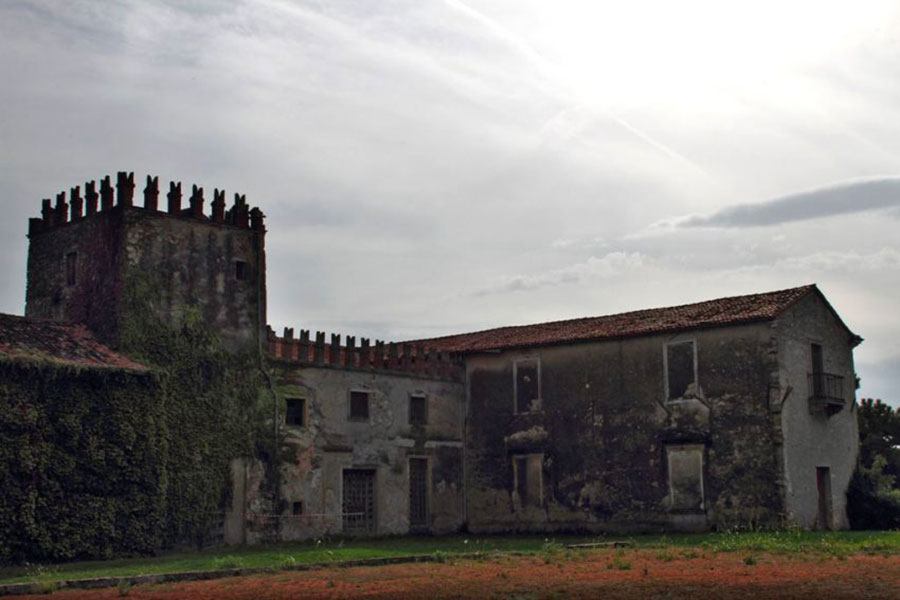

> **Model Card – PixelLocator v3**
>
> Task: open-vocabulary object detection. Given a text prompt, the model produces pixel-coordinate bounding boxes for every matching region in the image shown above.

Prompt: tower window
[234,260,247,281]
[65,252,77,286]
[285,398,305,427]
[292,501,304,516]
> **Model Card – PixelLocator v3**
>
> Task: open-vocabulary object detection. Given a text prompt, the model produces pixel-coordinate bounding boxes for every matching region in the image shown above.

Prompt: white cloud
[776,248,900,272]
[473,252,644,296]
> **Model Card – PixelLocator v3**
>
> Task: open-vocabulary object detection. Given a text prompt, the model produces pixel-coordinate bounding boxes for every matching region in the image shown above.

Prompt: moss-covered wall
[25,205,266,353]
[465,322,784,534]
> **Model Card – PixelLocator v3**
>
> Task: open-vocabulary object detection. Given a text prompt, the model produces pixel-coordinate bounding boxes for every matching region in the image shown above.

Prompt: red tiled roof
[410,285,819,353]
[0,314,149,371]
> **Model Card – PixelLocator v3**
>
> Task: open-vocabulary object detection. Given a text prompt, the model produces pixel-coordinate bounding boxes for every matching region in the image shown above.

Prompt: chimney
[250,207,265,231]
[211,189,225,223]
[54,192,69,224]
[167,182,182,214]
[144,176,159,211]
[189,184,204,218]
[116,171,135,207]
[85,181,98,216]
[70,186,82,221]
[100,176,114,211]
[41,199,54,228]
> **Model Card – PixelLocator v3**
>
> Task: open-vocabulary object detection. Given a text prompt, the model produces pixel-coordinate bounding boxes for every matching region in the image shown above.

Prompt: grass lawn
[2,530,899,585]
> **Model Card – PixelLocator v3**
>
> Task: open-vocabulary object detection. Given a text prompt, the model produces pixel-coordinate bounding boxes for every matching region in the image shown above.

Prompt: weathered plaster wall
[122,209,265,352]
[776,293,859,529]
[26,206,265,352]
[236,363,466,543]
[465,322,783,534]
[26,210,126,344]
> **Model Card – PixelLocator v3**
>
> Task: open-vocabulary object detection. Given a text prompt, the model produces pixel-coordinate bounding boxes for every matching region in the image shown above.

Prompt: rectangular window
[292,501,304,516]
[409,457,428,529]
[514,358,540,414]
[409,395,427,425]
[665,340,696,400]
[285,398,305,427]
[811,343,824,397]
[234,259,247,281]
[666,444,704,510]
[512,454,543,508]
[349,390,370,421]
[65,252,77,286]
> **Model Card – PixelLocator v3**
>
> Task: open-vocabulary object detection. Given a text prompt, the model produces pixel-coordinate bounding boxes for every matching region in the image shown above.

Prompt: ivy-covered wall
[0,360,165,563]
[0,307,270,564]
[116,272,270,553]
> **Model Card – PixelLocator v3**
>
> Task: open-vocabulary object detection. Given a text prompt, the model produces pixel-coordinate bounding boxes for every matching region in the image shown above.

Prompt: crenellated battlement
[28,171,266,236]
[266,326,464,381]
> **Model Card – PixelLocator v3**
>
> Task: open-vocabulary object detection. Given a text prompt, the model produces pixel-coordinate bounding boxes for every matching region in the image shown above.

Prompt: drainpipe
[254,224,280,540]
[462,357,470,529]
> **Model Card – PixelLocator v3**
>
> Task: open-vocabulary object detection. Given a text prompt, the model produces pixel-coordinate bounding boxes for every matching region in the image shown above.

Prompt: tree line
[848,398,900,529]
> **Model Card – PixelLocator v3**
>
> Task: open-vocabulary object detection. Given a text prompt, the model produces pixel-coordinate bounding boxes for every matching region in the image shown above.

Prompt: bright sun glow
[490,0,894,110]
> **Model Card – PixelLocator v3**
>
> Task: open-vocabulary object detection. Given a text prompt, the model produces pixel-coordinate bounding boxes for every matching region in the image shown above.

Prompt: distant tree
[847,398,900,529]
[857,398,900,480]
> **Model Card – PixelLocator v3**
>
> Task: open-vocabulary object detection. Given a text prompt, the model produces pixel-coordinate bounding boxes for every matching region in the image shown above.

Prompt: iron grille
[342,469,376,534]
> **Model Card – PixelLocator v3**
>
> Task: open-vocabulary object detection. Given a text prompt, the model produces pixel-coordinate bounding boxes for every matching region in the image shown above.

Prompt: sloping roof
[0,313,149,371]
[411,285,820,353]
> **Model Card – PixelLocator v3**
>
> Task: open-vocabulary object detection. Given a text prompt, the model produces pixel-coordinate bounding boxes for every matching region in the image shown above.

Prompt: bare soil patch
[25,549,900,599]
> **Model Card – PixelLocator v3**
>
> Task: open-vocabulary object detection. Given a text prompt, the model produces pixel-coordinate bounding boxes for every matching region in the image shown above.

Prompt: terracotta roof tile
[0,314,149,371]
[411,285,817,353]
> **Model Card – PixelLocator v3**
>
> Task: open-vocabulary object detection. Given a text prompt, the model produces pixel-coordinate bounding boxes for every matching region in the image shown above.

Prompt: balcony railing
[808,372,846,415]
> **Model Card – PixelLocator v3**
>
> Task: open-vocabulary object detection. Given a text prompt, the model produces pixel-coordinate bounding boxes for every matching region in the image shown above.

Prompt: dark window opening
[666,341,696,400]
[409,457,428,529]
[285,398,305,427]
[811,343,824,397]
[515,359,540,413]
[409,395,427,425]
[234,260,247,281]
[292,501,304,516]
[514,455,528,504]
[349,390,370,421]
[65,252,77,286]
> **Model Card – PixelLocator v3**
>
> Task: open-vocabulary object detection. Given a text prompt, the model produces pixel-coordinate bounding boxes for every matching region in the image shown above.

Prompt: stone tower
[25,171,267,353]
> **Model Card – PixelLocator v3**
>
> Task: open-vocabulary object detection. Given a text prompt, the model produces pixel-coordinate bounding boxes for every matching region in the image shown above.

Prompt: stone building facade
[4,172,862,547]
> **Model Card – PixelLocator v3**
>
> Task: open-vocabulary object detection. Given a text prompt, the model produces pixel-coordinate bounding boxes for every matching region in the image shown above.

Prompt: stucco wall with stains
[464,321,789,533]
[231,363,466,543]
[775,292,859,529]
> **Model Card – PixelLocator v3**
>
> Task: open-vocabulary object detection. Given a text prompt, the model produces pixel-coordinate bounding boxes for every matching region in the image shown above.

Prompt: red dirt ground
[27,550,900,599]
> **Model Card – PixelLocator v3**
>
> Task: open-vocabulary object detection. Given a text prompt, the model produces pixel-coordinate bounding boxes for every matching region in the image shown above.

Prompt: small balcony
[808,372,846,416]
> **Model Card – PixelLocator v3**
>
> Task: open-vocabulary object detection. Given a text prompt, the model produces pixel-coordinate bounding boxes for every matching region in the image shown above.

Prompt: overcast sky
[1,0,898,405]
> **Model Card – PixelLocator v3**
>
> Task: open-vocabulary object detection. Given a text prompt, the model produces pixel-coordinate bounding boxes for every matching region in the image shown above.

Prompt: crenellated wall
[26,171,267,352]
[267,327,464,381]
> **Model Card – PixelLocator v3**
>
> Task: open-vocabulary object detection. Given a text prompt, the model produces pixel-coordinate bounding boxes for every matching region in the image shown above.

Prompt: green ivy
[0,270,271,564]
[0,362,167,562]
